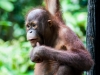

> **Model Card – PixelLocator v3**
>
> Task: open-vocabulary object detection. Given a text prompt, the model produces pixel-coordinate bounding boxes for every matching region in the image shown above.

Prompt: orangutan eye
[27,25,30,28]
[32,24,38,29]
[32,24,36,27]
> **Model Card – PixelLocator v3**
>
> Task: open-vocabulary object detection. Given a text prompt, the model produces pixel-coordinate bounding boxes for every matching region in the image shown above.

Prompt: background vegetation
[0,0,87,75]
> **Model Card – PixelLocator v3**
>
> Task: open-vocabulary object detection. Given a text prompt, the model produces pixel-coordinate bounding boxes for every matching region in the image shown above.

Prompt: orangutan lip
[29,39,37,42]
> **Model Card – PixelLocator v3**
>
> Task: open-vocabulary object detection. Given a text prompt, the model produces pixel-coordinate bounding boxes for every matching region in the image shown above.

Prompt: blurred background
[0,0,87,75]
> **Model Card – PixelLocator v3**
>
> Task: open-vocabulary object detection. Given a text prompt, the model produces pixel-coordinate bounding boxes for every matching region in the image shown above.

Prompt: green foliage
[0,37,35,75]
[0,21,13,26]
[0,0,15,12]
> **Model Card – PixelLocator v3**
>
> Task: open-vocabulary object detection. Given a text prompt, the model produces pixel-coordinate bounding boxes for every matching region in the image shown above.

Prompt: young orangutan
[25,0,94,75]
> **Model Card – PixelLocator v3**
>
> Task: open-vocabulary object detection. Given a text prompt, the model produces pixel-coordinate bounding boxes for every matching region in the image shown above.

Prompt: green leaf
[8,0,16,2]
[0,0,14,12]
[0,21,13,26]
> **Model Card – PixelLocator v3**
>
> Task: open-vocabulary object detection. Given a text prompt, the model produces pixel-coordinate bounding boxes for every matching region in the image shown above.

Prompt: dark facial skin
[26,21,41,47]
[25,8,94,75]
[26,9,45,47]
[26,9,56,47]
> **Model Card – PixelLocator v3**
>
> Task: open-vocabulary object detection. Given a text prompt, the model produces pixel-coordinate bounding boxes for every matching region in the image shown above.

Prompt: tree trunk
[86,0,100,75]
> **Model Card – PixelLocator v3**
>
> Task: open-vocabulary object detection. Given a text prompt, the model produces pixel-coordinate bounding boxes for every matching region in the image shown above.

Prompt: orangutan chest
[34,60,59,75]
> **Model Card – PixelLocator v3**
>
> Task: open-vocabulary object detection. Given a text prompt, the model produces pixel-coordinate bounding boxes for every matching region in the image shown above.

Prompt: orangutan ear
[47,20,52,27]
